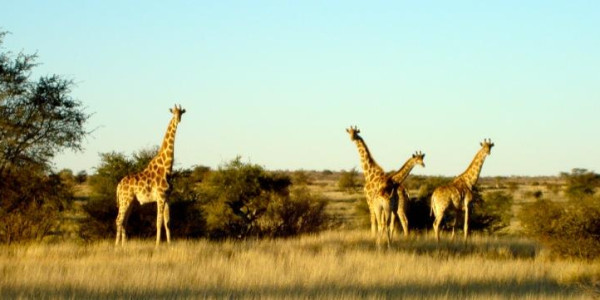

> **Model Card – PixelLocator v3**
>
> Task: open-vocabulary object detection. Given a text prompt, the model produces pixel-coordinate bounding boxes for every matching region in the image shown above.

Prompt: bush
[0,167,74,243]
[257,187,328,237]
[560,168,600,201]
[469,191,513,234]
[519,169,600,259]
[519,197,600,259]
[199,157,328,239]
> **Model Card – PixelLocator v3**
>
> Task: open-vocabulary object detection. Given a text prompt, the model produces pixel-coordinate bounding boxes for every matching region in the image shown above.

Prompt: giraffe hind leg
[156,201,164,246]
[432,195,448,242]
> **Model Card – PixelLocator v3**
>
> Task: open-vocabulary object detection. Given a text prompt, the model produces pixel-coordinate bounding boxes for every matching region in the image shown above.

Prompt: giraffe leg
[386,210,393,248]
[398,189,409,237]
[451,216,457,240]
[431,196,440,242]
[374,206,383,246]
[432,198,448,243]
[156,201,164,246]
[398,209,409,238]
[369,206,377,236]
[163,202,171,244]
[463,205,470,241]
[433,214,442,242]
[115,200,132,246]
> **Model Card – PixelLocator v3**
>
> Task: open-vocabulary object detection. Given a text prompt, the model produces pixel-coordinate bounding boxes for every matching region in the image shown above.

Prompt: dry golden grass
[1,231,599,299]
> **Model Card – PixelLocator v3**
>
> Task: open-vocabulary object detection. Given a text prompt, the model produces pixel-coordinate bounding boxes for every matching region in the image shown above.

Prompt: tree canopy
[0,31,89,175]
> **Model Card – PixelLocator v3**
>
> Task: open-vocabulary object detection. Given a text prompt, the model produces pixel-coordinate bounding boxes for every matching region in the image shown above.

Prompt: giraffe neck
[353,137,384,181]
[455,147,488,188]
[390,158,417,184]
[147,116,179,176]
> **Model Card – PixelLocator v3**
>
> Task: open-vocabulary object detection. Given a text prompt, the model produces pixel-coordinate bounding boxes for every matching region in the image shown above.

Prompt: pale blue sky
[3,1,599,176]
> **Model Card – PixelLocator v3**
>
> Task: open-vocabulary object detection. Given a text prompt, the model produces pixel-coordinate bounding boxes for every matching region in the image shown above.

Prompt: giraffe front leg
[164,202,171,244]
[115,201,132,246]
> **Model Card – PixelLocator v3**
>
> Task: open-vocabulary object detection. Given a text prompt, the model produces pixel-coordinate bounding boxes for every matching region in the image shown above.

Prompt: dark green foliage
[520,169,600,259]
[338,168,360,193]
[469,191,513,234]
[0,166,74,243]
[257,187,328,237]
[519,197,600,259]
[0,32,89,244]
[199,157,328,239]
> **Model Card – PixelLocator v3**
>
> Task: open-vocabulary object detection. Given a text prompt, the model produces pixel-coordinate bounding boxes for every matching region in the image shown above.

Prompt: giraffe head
[346,126,361,141]
[480,138,494,155]
[412,151,426,167]
[169,104,187,123]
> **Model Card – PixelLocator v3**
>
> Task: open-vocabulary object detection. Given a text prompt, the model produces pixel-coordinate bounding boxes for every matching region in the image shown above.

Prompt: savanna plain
[1,174,599,299]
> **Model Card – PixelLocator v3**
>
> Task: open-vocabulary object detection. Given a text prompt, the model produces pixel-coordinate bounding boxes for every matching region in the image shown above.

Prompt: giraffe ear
[169,108,173,113]
[181,109,187,114]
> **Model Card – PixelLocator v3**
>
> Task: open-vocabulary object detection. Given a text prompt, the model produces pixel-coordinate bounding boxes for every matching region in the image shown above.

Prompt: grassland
[1,231,599,299]
[3,174,599,299]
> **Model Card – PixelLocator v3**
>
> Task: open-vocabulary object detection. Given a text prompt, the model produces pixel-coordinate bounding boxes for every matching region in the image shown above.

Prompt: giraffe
[115,104,186,246]
[431,139,494,241]
[387,151,425,237]
[346,126,397,246]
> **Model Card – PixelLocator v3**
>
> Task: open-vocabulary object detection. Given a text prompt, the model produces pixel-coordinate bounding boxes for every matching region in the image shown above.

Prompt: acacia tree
[0,31,89,243]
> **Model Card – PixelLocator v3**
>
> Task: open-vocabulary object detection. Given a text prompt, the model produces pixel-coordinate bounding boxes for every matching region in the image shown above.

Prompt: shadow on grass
[2,279,587,299]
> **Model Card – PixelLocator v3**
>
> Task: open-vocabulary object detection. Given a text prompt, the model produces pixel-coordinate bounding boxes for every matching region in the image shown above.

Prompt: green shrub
[199,157,328,239]
[469,191,513,234]
[561,168,600,201]
[0,168,74,244]
[519,197,600,259]
[257,187,328,237]
[519,169,600,259]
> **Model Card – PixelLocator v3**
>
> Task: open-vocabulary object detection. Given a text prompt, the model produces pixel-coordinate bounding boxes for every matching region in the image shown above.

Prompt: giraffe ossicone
[115,104,186,246]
